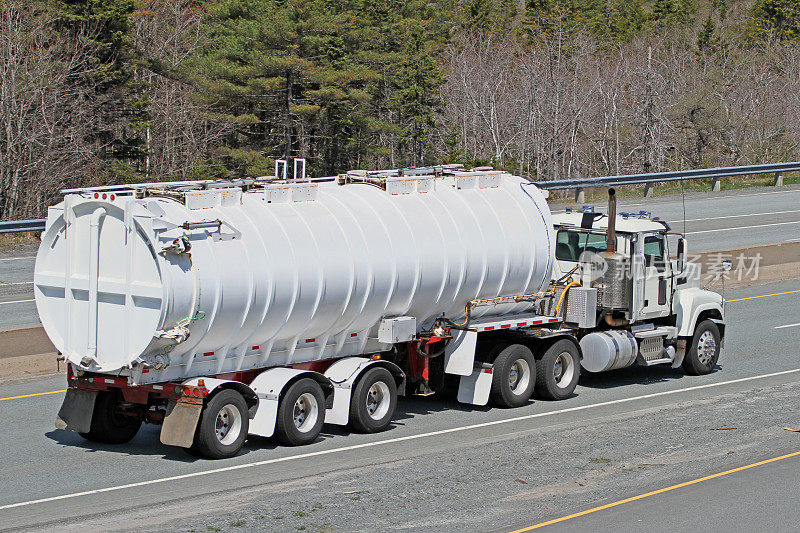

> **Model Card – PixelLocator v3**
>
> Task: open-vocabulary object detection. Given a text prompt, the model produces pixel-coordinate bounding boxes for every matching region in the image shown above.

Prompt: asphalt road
[1,279,798,532]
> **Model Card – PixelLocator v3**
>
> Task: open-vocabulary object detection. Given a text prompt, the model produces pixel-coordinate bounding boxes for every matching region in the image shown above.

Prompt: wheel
[275,378,325,446]
[191,389,249,459]
[79,390,142,444]
[683,319,721,376]
[535,339,580,401]
[490,344,537,408]
[349,367,398,433]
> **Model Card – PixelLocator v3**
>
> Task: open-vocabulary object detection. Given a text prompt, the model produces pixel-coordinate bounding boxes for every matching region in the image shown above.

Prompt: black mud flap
[160,398,203,448]
[55,389,98,433]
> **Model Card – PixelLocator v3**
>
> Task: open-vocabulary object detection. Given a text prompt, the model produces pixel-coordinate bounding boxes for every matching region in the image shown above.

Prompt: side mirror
[676,237,686,274]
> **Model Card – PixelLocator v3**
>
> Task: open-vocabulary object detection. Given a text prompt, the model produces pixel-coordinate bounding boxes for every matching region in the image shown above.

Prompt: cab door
[640,232,672,318]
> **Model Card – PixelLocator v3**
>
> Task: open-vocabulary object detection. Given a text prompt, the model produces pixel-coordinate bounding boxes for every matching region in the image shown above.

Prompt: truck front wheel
[490,344,536,408]
[79,390,142,444]
[682,320,721,376]
[535,340,580,401]
[192,389,249,459]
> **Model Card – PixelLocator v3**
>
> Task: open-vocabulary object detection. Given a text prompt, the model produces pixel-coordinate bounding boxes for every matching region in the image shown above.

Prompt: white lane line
[0,281,33,286]
[2,367,799,512]
[775,322,800,329]
[0,256,35,262]
[619,187,800,208]
[686,220,800,234]
[0,299,34,305]
[684,209,800,222]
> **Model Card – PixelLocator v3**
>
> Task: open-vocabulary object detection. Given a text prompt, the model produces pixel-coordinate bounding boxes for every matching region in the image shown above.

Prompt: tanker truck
[36,163,724,458]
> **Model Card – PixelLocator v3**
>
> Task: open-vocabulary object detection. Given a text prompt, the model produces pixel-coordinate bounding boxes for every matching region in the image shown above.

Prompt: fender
[323,357,405,426]
[673,287,724,337]
[248,368,334,438]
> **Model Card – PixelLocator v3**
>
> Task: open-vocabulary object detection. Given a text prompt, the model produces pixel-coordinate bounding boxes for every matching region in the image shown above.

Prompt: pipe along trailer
[38,165,725,458]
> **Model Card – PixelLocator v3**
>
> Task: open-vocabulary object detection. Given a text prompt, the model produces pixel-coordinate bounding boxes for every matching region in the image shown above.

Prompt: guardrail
[1,161,798,233]
[0,219,45,234]
[533,161,800,202]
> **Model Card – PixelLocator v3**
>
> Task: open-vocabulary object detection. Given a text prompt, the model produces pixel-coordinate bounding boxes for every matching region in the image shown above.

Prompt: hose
[554,281,582,318]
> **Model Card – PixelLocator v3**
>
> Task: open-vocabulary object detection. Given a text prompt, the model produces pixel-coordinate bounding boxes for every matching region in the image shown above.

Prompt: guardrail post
[643,182,654,197]
[774,172,784,186]
[711,177,721,192]
[574,187,585,203]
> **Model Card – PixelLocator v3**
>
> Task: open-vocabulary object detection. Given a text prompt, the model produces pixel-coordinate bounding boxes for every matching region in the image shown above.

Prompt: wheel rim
[508,358,531,395]
[366,381,391,421]
[553,351,575,389]
[293,392,319,433]
[696,330,717,366]
[215,404,243,446]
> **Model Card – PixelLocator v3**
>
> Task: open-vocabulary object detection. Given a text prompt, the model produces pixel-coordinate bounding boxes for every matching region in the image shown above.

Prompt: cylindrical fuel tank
[34,172,554,381]
[579,330,638,373]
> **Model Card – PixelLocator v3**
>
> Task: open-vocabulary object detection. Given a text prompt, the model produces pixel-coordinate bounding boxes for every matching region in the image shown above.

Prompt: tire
[349,367,398,433]
[682,319,721,376]
[79,390,142,444]
[490,344,537,408]
[535,339,580,401]
[275,378,325,446]
[192,389,249,459]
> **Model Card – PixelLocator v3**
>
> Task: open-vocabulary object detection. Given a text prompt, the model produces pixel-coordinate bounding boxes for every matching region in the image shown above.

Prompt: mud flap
[160,398,203,448]
[457,367,493,406]
[55,389,97,433]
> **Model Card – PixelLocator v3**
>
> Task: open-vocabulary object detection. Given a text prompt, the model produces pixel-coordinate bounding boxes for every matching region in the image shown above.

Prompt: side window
[643,234,666,272]
[556,231,585,261]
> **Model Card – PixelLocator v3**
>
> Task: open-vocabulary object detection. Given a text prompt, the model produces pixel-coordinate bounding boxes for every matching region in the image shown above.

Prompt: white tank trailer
[42,164,725,458]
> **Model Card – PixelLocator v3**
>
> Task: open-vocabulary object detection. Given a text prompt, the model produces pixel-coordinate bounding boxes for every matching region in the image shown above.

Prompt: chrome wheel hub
[215,404,242,446]
[696,331,717,366]
[293,393,319,432]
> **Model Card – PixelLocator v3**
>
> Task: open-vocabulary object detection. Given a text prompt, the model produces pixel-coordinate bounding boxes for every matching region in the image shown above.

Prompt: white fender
[673,287,723,337]
[247,368,333,438]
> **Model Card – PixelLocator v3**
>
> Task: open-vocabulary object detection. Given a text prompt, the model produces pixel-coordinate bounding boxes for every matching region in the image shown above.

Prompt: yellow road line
[509,450,800,532]
[0,389,66,402]
[727,289,800,302]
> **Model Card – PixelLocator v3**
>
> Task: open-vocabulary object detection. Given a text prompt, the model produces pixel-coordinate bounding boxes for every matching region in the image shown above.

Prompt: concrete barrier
[0,325,55,359]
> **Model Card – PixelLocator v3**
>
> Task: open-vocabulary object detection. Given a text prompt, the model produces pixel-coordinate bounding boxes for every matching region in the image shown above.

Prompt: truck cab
[550,203,725,375]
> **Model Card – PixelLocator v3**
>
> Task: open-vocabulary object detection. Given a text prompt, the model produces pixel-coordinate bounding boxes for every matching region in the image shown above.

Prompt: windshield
[555,230,608,261]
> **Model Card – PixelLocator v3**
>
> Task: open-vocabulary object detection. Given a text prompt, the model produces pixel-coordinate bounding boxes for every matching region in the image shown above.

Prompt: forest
[2,0,800,219]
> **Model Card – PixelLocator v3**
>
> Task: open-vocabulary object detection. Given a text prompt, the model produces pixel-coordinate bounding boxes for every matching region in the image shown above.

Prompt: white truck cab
[550,196,725,376]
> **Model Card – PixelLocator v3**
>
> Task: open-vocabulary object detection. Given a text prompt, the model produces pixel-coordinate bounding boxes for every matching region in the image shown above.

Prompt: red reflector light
[203,351,214,357]
[350,332,358,337]
[94,193,99,199]
[500,324,511,329]
[183,388,191,396]
[192,388,201,397]
[102,193,107,199]
[110,194,115,200]
[305,338,315,343]
[252,345,259,350]
[517,322,527,327]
